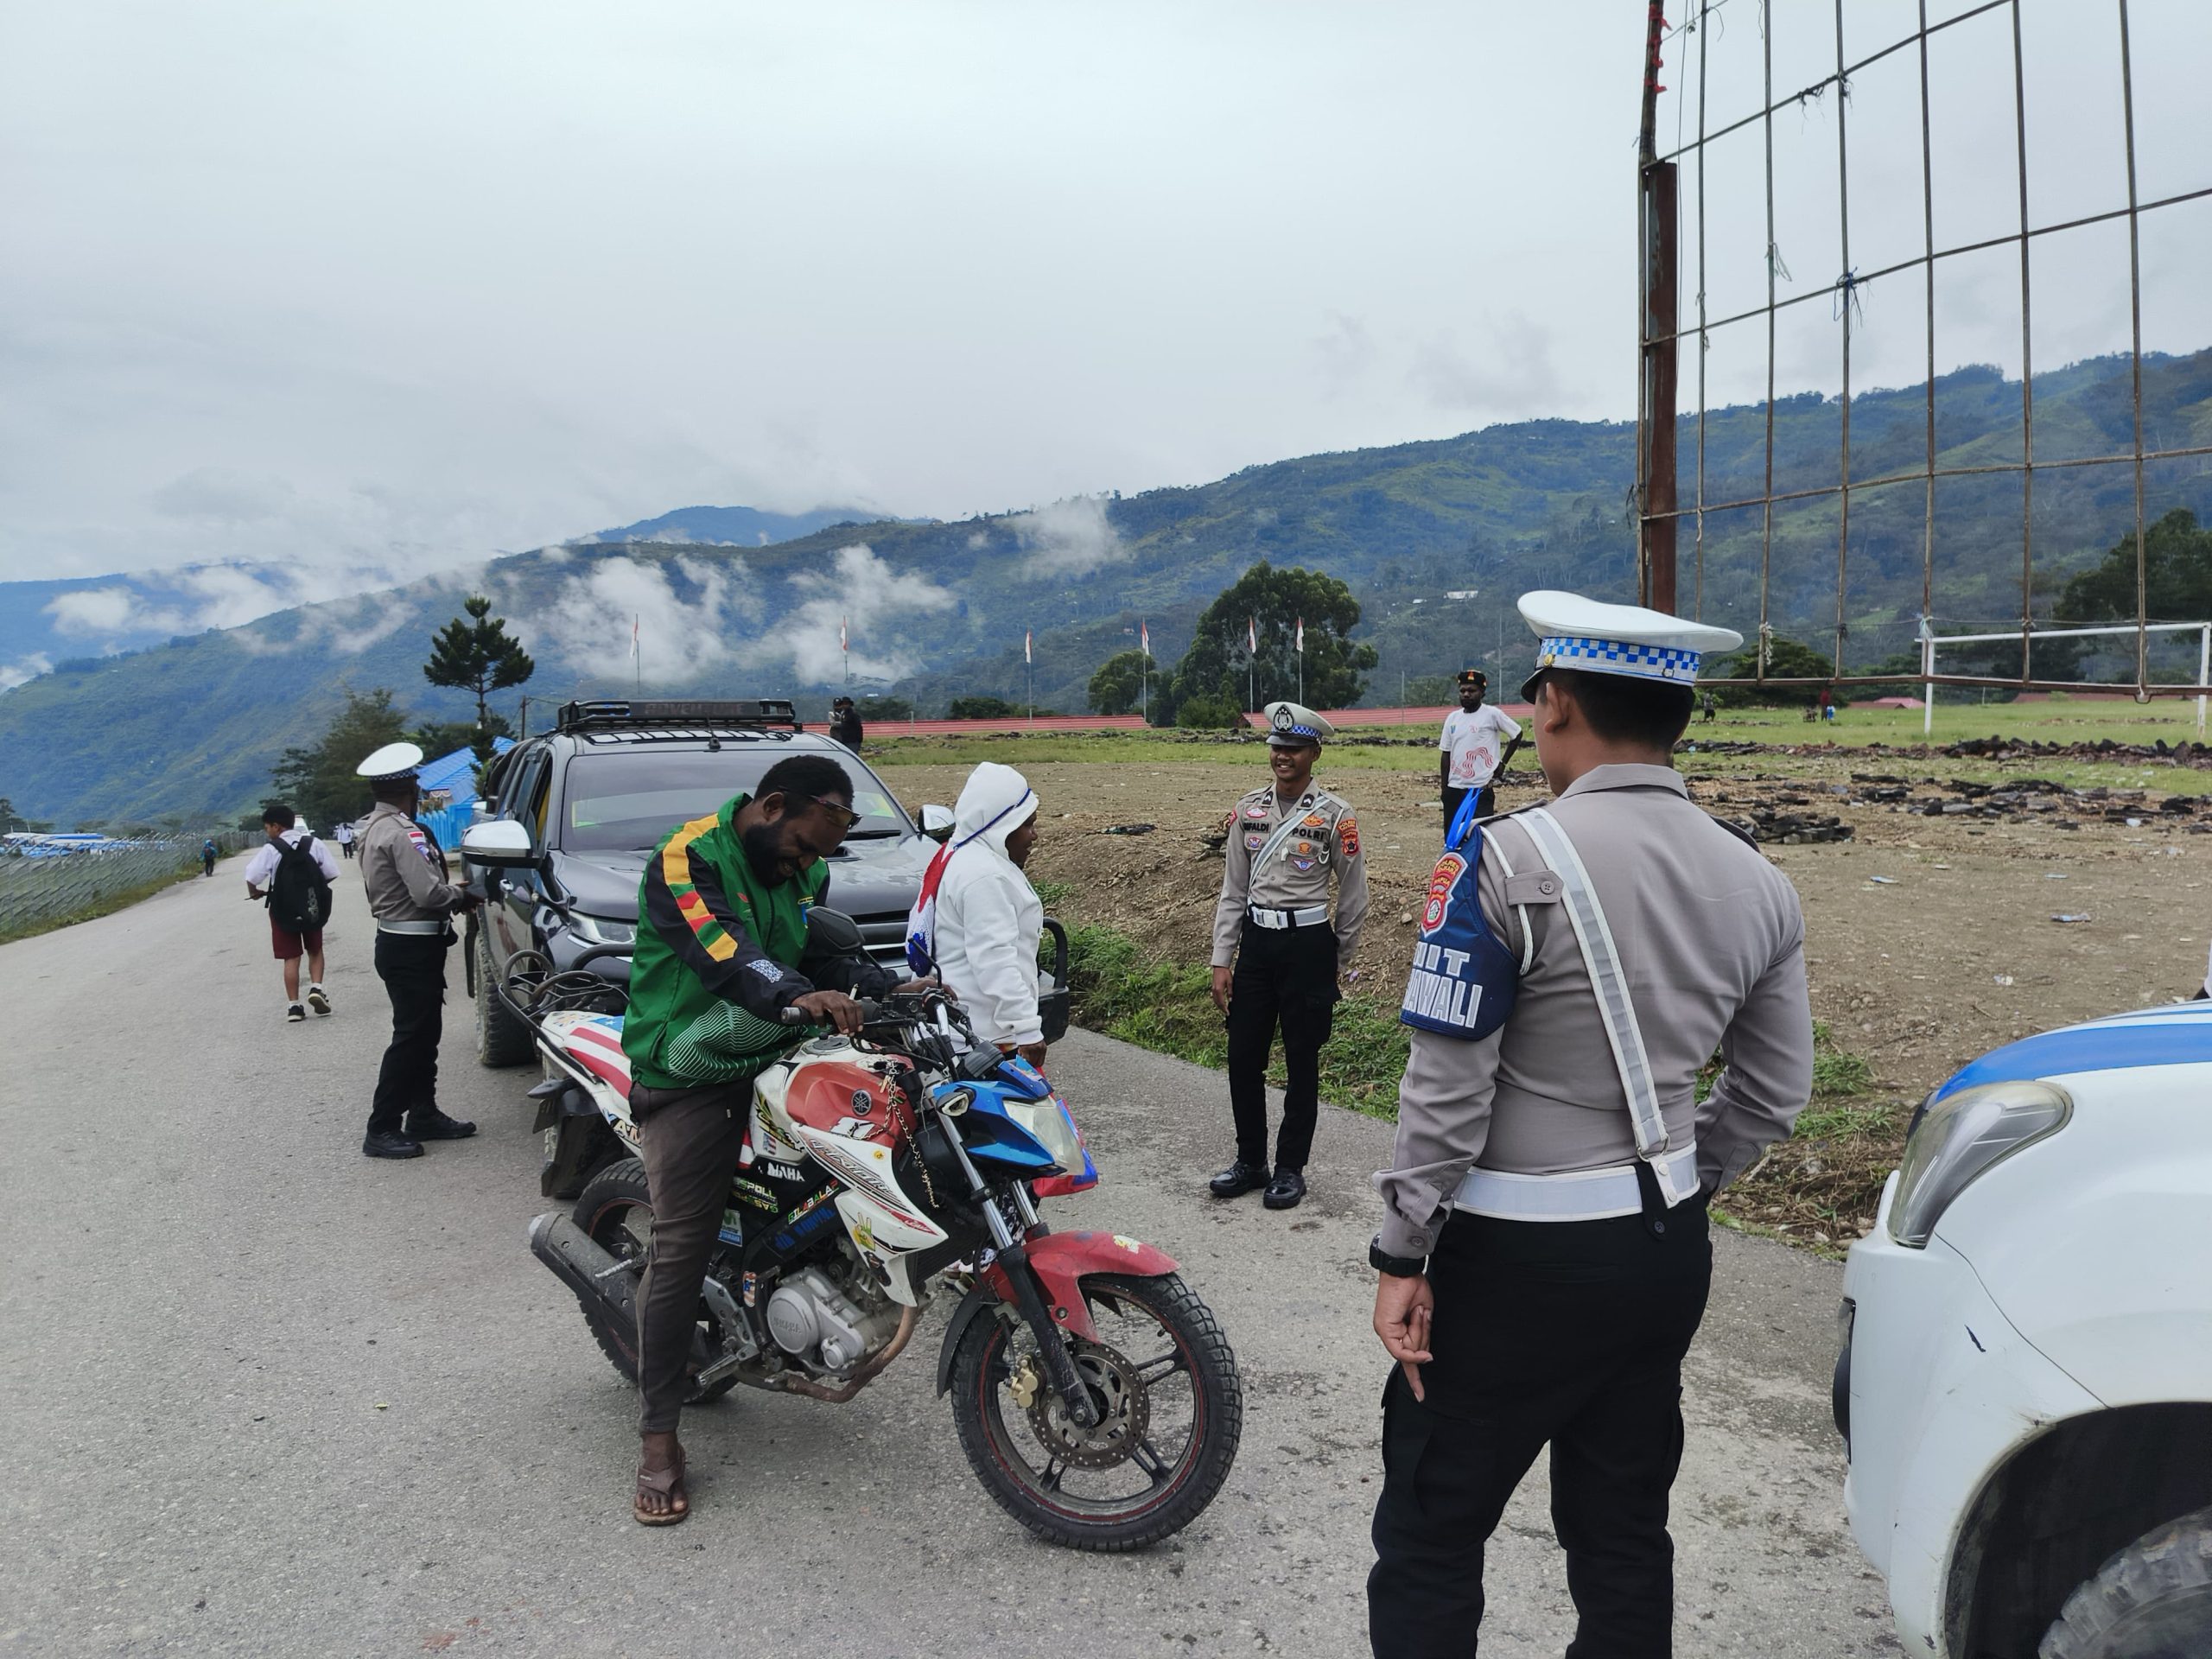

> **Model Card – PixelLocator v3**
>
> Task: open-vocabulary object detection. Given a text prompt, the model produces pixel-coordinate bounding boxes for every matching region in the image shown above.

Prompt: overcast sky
[2,0,2205,591]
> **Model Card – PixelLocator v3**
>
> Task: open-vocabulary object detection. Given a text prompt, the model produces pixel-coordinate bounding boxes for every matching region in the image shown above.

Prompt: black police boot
[406,1108,477,1141]
[1262,1168,1307,1210]
[1209,1160,1270,1198]
[363,1128,425,1160]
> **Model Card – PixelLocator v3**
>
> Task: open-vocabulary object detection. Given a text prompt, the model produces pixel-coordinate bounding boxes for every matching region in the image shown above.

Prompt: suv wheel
[475,922,536,1067]
[2041,1503,2212,1657]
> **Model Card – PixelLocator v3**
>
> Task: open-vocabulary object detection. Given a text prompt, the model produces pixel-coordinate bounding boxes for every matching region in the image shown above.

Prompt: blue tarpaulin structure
[414,737,513,852]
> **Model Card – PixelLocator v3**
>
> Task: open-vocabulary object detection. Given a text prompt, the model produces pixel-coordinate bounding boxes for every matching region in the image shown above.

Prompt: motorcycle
[505,912,1243,1551]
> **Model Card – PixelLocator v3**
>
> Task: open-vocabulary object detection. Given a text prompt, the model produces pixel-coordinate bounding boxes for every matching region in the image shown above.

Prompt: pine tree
[423,596,534,764]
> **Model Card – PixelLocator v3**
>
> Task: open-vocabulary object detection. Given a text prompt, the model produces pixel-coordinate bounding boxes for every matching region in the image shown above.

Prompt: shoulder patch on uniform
[1707,813,1759,849]
[1336,815,1360,857]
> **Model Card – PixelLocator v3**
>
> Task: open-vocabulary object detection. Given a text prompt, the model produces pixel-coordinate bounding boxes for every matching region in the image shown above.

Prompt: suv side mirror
[461,819,537,868]
[919,804,955,842]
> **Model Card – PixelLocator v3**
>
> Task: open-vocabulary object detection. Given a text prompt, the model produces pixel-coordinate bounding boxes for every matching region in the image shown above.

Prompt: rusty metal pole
[1637,2,1679,613]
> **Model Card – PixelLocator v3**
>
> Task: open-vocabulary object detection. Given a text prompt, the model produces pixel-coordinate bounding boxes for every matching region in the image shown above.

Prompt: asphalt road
[1,861,1897,1656]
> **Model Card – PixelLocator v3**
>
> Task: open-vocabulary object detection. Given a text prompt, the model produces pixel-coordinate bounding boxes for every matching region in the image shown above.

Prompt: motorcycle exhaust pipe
[528,1211,640,1330]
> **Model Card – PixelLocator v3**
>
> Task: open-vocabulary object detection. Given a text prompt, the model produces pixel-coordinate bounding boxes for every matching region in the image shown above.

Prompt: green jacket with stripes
[620,793,882,1091]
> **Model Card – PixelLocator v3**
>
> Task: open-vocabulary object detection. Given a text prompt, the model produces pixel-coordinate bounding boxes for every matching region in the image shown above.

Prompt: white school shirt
[1439,704,1522,789]
[243,828,343,889]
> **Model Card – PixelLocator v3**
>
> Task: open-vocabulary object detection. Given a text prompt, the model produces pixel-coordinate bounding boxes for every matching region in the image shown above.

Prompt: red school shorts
[270,916,325,961]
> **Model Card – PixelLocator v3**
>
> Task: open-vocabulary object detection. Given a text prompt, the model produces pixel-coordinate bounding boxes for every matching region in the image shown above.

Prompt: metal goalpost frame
[1919,619,2212,737]
[1636,0,2212,701]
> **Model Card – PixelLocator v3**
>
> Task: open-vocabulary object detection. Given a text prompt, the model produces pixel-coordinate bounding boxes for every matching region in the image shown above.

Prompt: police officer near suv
[354,742,482,1160]
[1207,701,1369,1212]
[1366,593,1815,1656]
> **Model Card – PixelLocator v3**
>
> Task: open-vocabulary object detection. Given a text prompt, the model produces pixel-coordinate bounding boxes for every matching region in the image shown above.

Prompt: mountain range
[3,347,2209,829]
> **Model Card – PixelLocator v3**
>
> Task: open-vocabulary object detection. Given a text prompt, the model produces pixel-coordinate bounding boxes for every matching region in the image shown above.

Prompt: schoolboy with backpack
[244,803,343,1023]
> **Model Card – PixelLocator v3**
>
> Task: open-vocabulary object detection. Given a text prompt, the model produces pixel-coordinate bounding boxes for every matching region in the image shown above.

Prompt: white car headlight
[1888,1078,2072,1248]
[569,912,636,947]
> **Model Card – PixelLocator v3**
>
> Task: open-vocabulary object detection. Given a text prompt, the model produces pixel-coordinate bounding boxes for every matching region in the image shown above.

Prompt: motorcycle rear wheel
[571,1158,736,1406]
[948,1271,1242,1551]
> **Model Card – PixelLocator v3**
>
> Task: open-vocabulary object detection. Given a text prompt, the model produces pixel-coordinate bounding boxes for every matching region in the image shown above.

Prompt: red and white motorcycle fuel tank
[540,1013,948,1301]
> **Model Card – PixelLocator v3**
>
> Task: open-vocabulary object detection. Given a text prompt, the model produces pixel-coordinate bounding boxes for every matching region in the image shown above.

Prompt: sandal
[633,1449,690,1527]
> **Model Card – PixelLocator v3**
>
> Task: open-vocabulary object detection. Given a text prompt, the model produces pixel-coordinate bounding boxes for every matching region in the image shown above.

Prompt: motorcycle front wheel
[948,1271,1242,1552]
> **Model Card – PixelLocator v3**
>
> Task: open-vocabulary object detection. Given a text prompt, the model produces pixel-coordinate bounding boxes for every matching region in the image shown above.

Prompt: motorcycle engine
[764,1265,900,1372]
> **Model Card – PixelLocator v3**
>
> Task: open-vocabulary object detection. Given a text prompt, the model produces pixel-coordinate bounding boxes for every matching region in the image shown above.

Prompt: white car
[1839,1004,2212,1658]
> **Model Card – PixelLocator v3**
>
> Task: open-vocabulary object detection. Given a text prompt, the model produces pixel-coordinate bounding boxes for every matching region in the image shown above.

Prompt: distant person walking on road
[336,819,355,860]
[354,742,480,1160]
[1437,669,1522,836]
[828,696,863,751]
[1207,701,1369,1213]
[201,836,219,877]
[243,805,339,1023]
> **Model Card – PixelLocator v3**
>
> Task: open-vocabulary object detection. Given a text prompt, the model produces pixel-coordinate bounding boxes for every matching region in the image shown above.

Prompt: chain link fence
[0,832,254,938]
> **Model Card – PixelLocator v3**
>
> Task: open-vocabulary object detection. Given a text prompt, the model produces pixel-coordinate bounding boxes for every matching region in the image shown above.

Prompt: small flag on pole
[1247,616,1257,654]
[1025,629,1033,665]
[1294,617,1305,654]
[1141,620,1151,659]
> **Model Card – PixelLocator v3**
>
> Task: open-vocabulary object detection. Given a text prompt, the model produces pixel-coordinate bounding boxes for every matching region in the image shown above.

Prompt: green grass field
[870,693,2212,793]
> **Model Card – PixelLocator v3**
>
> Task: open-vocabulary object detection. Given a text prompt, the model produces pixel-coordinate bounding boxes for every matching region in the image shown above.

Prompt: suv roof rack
[555,698,801,734]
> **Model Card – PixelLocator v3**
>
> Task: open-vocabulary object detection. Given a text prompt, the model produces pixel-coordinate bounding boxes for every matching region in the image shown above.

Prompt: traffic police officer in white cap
[1365,593,1814,1656]
[1208,700,1370,1211]
[354,742,481,1160]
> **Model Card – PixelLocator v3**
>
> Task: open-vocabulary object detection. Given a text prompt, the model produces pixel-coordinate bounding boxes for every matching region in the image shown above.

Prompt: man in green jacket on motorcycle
[620,752,908,1525]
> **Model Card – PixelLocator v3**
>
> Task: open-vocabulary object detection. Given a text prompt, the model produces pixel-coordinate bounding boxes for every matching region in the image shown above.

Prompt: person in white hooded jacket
[912,762,1047,1065]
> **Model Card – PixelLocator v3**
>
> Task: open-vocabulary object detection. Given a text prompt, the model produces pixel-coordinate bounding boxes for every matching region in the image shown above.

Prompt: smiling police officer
[1208,700,1369,1212]
[1366,592,1815,1656]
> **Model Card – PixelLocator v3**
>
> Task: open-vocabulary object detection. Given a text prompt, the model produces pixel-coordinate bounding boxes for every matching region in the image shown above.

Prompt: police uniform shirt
[1374,763,1813,1258]
[357,801,467,927]
[1210,783,1370,969]
[1439,704,1522,791]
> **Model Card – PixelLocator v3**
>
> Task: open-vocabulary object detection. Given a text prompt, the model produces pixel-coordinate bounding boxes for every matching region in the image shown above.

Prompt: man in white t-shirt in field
[1436,668,1522,834]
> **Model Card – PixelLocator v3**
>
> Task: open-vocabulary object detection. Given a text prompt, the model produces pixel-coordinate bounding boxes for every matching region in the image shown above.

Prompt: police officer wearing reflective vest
[1366,593,1814,1656]
[1209,701,1370,1211]
[354,742,482,1160]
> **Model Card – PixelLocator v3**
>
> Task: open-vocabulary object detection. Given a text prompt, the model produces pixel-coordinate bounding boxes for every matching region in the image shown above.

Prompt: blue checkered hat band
[1534,635,1703,685]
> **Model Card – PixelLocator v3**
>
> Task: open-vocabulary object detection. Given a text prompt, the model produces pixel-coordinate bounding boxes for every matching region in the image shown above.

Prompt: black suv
[466,698,938,1066]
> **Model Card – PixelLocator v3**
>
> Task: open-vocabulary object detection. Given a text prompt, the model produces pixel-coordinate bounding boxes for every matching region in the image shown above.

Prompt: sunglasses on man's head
[785,791,861,833]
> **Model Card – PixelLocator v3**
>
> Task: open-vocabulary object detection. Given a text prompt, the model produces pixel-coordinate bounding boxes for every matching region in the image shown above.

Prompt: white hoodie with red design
[918,762,1044,1048]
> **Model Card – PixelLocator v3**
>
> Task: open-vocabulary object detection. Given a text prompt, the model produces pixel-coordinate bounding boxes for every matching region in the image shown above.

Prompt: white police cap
[1263,701,1332,747]
[355,741,426,782]
[1517,590,1743,701]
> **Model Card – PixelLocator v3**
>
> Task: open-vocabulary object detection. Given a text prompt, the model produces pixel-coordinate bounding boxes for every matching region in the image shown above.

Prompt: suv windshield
[558,747,912,853]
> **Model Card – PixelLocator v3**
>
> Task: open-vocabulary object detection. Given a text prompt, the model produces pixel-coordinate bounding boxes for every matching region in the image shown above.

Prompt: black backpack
[269,834,333,934]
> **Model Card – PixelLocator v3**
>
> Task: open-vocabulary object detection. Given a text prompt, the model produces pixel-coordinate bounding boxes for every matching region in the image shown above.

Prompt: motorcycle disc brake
[1024,1341,1147,1471]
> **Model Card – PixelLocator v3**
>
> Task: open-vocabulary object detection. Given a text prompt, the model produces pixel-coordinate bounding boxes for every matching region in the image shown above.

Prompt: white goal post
[1919,620,2212,740]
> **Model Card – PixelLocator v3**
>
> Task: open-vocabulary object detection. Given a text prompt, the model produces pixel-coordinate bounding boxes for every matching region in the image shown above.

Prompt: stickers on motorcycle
[757,1160,807,1182]
[717,1208,746,1246]
[849,1088,873,1115]
[731,1176,780,1211]
[741,1270,760,1307]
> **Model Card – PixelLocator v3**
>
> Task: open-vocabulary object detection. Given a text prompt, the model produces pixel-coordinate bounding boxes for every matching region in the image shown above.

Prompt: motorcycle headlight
[1005,1096,1085,1174]
[569,912,636,947]
[1888,1078,2071,1248]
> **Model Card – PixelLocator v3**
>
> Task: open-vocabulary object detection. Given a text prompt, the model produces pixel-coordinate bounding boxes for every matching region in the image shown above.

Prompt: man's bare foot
[634,1430,688,1526]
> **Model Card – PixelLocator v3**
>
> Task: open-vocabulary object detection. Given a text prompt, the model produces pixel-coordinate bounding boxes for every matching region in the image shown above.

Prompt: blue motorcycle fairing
[934,1078,1058,1171]
[990,1054,1052,1100]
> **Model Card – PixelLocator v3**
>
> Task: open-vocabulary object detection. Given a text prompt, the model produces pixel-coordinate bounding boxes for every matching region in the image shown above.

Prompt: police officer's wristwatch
[1368,1234,1427,1278]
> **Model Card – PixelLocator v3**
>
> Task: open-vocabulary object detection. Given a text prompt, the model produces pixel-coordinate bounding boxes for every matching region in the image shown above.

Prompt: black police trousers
[370,931,448,1136]
[1225,915,1337,1173]
[1368,1198,1713,1658]
[1440,785,1497,836]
